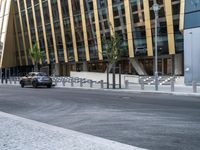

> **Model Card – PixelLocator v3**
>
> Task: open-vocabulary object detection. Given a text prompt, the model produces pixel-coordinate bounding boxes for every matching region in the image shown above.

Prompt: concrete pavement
[0,112,145,150]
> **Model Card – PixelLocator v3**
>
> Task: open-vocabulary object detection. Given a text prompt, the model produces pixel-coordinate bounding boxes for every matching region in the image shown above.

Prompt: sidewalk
[0,81,200,97]
[0,112,146,150]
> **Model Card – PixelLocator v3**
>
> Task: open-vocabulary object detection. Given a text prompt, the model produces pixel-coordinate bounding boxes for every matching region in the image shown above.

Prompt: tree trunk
[112,63,116,89]
[34,64,38,72]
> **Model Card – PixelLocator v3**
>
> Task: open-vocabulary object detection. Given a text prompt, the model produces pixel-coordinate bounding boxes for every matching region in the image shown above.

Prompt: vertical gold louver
[57,0,68,62]
[80,0,90,62]
[143,0,153,57]
[39,0,50,64]
[93,0,103,60]
[13,5,22,66]
[179,0,185,32]
[164,0,175,55]
[31,0,42,64]
[124,0,135,58]
[17,0,28,65]
[107,0,115,35]
[47,0,59,64]
[24,0,34,64]
[68,0,79,62]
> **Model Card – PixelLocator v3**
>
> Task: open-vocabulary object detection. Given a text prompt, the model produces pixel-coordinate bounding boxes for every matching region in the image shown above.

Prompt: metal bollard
[141,80,144,90]
[100,80,104,89]
[90,80,93,88]
[171,79,174,92]
[55,80,57,86]
[125,80,129,89]
[193,81,197,93]
[14,78,16,84]
[9,78,12,84]
[71,80,74,87]
[80,79,83,87]
[62,81,66,86]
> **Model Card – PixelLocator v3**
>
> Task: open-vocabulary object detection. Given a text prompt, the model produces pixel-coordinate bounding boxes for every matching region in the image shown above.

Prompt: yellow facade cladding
[124,0,134,58]
[17,0,28,65]
[164,0,175,55]
[143,0,153,57]
[80,0,90,61]
[93,0,103,60]
[107,0,115,34]
[179,0,185,32]
[39,0,50,64]
[68,0,78,62]
[57,0,68,63]
[31,0,42,64]
[24,0,34,64]
[47,0,59,64]
[13,7,22,66]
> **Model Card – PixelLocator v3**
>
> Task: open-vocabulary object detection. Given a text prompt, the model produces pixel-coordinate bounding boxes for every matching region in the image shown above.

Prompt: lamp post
[153,2,160,91]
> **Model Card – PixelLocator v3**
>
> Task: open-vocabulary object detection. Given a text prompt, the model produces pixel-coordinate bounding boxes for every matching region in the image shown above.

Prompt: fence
[124,76,200,93]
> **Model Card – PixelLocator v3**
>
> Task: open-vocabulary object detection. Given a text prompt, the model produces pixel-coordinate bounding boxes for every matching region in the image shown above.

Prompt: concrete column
[83,62,88,71]
[174,54,183,75]
[54,63,60,76]
[63,64,67,76]
[162,58,164,75]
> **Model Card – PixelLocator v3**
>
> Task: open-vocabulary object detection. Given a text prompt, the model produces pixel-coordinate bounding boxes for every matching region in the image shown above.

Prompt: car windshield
[36,72,48,76]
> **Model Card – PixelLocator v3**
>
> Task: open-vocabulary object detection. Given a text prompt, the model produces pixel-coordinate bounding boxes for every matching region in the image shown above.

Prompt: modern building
[0,0,184,77]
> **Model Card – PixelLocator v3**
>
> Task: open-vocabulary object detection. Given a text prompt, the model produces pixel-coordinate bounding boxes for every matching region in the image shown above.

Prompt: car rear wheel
[20,82,25,88]
[47,84,52,88]
[32,81,38,88]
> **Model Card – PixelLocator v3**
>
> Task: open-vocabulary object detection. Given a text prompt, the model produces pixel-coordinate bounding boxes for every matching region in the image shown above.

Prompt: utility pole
[153,2,160,91]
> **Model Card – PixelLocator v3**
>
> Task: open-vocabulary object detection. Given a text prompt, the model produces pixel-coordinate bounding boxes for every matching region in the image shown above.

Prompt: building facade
[184,0,200,84]
[0,0,184,76]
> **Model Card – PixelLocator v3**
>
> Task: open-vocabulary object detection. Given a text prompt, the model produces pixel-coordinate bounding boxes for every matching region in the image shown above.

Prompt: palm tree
[29,43,44,72]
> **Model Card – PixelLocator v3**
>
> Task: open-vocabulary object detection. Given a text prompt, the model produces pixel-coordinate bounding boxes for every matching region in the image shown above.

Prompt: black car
[20,72,52,88]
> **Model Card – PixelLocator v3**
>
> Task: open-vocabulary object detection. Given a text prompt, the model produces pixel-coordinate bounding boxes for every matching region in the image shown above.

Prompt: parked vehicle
[20,72,52,88]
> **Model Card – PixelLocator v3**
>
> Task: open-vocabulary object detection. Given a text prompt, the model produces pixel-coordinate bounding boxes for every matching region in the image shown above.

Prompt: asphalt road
[0,86,200,150]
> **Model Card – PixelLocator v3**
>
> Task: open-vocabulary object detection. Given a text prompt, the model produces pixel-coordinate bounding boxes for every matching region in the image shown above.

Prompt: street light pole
[153,2,160,91]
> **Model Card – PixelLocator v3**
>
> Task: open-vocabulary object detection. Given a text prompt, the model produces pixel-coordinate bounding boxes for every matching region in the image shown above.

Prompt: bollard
[9,78,12,84]
[62,81,66,86]
[14,77,16,84]
[71,80,74,87]
[90,80,93,88]
[141,80,144,90]
[171,79,175,92]
[193,81,197,93]
[125,80,129,89]
[55,80,57,86]
[80,79,83,87]
[100,80,104,89]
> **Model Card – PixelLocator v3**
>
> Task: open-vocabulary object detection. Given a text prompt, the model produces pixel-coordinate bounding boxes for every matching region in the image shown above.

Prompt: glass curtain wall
[72,0,86,62]
[42,0,55,63]
[61,0,74,63]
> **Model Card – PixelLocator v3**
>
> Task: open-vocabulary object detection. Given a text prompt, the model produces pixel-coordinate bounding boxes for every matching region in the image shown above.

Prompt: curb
[0,84,200,97]
[54,86,200,97]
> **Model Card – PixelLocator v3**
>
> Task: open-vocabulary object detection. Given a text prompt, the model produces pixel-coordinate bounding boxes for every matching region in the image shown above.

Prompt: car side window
[31,73,35,76]
[27,73,32,77]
